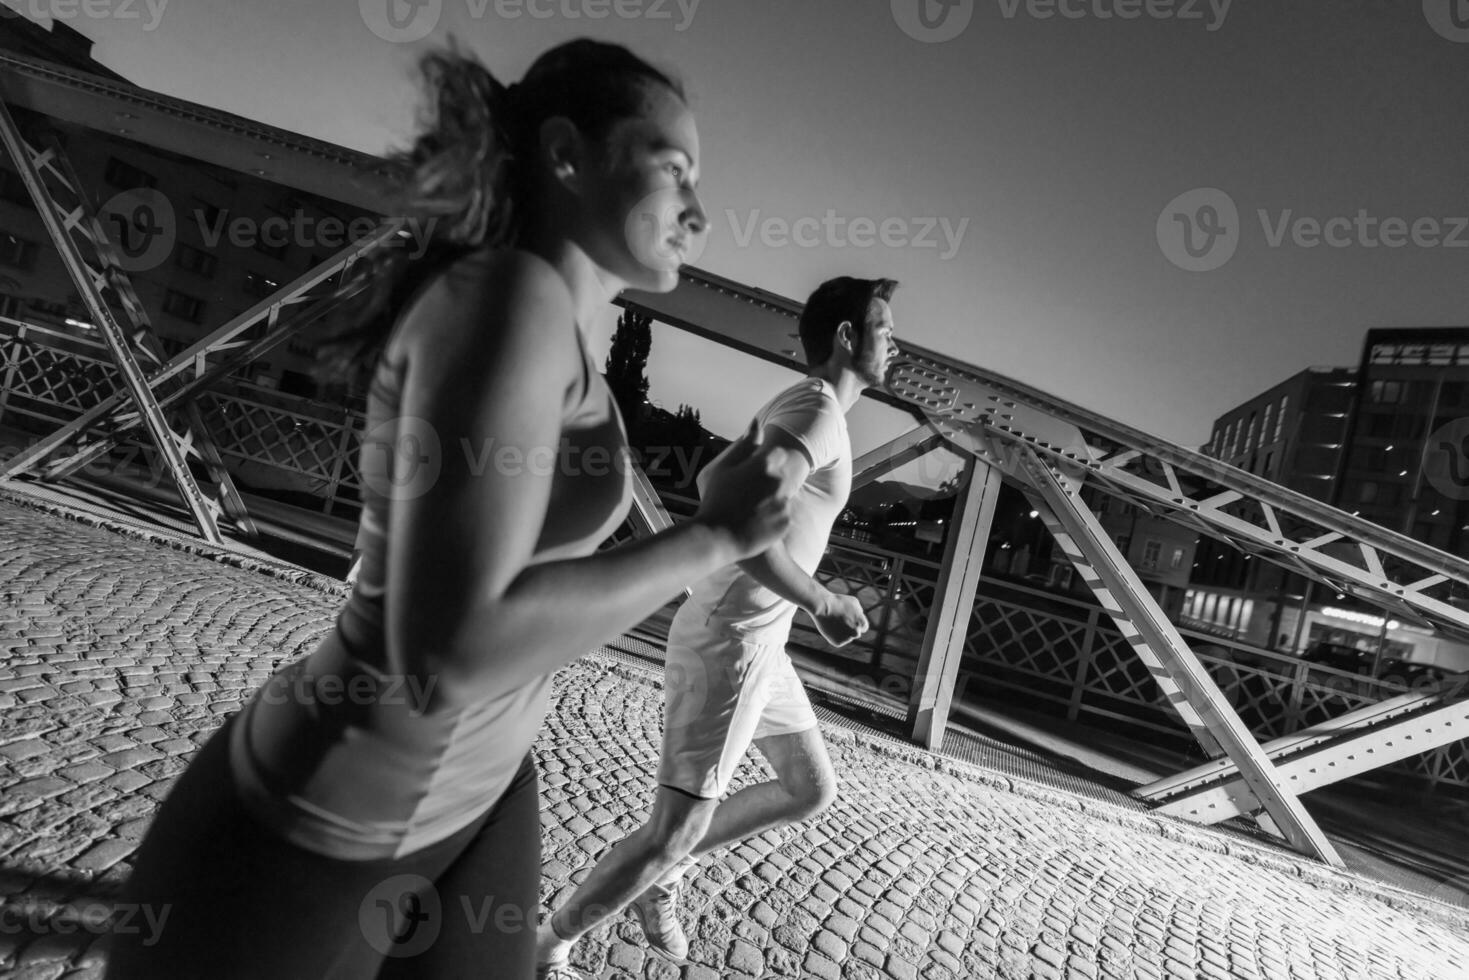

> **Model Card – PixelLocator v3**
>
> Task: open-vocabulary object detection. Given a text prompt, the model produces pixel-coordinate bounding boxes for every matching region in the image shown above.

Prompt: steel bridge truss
[616,274,1469,866]
[0,91,398,540]
[2,51,1464,864]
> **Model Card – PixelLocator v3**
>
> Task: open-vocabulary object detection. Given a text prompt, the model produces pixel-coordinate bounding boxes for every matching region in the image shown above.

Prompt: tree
[604,309,652,439]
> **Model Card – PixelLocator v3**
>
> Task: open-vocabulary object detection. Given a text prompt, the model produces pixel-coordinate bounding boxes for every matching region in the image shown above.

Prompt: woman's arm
[384,253,790,709]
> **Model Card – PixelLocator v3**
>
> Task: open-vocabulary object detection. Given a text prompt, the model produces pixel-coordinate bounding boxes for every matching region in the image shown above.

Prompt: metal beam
[0,225,395,480]
[1010,443,1342,865]
[0,89,224,543]
[1150,695,1469,823]
[27,128,259,535]
[852,425,945,491]
[906,457,1001,751]
[0,51,396,213]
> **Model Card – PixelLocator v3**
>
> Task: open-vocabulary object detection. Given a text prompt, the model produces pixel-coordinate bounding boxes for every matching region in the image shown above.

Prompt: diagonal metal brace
[1009,443,1343,865]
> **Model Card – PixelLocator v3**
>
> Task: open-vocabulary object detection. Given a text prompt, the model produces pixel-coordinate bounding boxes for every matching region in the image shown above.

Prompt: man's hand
[812,591,868,647]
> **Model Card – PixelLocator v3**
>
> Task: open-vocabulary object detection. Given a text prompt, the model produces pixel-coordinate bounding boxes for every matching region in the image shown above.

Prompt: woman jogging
[106,38,796,980]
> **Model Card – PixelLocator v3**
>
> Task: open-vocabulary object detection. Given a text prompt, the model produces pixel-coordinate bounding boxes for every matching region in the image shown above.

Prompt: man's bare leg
[683,727,837,864]
[535,788,717,969]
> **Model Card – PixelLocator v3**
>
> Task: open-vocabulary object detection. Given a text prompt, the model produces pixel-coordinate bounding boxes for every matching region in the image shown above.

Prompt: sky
[7,0,1469,473]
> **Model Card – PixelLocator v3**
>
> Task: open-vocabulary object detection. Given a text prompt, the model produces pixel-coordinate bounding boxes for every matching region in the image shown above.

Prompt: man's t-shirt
[683,377,851,642]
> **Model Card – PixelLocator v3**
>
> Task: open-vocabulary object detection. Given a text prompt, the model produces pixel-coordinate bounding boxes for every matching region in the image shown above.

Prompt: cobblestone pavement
[2,495,1468,980]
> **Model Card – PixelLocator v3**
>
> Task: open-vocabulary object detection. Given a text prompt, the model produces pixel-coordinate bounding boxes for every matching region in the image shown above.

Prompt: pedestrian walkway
[1,490,1467,979]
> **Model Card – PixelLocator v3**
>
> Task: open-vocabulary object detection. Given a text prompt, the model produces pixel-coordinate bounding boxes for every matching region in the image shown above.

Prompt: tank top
[228,271,633,860]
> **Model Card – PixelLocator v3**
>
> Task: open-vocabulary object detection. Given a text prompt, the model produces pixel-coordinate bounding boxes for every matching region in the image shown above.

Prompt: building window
[1275,396,1288,441]
[1366,412,1396,439]
[1115,534,1131,557]
[0,232,38,270]
[174,243,217,278]
[104,157,158,190]
[1170,546,1185,570]
[1246,412,1258,451]
[1262,404,1274,445]
[1370,380,1404,404]
[162,289,205,324]
[243,271,280,299]
[1142,539,1162,569]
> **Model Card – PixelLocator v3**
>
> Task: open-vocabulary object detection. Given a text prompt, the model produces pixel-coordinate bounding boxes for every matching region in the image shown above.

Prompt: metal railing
[4,315,1464,791]
[0,316,366,515]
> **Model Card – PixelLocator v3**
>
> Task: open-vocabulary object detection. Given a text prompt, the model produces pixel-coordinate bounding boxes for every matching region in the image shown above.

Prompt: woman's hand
[694,420,800,560]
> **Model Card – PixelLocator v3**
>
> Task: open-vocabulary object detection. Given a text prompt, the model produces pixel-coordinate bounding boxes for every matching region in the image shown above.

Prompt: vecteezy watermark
[1155,187,1240,272]
[0,901,171,947]
[256,666,441,715]
[890,0,976,43]
[1424,417,1469,501]
[891,0,1230,43]
[1423,0,1469,43]
[95,189,434,273]
[357,0,700,43]
[99,189,177,274]
[1,0,169,31]
[358,875,611,957]
[0,439,174,492]
[1157,188,1469,272]
[725,209,969,261]
[194,213,435,263]
[995,0,1231,29]
[359,415,717,502]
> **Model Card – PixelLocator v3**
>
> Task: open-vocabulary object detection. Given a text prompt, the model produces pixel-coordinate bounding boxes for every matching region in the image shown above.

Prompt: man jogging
[536,276,900,977]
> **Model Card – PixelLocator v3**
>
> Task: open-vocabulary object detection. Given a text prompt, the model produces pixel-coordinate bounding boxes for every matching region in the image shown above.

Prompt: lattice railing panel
[3,340,118,414]
[967,599,1090,680]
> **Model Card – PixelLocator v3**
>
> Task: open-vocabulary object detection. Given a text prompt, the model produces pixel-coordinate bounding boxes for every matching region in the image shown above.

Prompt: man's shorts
[656,613,819,800]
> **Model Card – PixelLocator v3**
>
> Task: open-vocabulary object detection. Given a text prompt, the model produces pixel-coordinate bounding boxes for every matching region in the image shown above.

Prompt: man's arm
[728,427,868,647]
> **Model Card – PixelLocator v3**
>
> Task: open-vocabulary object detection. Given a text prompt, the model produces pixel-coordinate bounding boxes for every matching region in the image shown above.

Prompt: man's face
[853,299,896,388]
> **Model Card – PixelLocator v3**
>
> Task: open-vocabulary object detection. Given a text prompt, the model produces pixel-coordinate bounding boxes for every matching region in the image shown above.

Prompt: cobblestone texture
[1,497,1468,979]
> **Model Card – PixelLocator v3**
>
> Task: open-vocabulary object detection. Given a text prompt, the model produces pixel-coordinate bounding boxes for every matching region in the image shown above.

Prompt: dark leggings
[106,716,542,979]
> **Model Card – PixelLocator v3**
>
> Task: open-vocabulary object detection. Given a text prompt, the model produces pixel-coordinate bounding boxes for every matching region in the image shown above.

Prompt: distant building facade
[0,15,380,404]
[1184,328,1469,672]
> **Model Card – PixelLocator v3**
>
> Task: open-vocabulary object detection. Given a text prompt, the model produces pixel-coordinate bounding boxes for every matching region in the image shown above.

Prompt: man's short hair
[797,276,899,367]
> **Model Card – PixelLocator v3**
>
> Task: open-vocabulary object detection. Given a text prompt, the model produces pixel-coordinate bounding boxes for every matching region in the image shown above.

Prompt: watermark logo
[359,0,443,43]
[0,901,171,946]
[357,877,605,955]
[1156,187,1239,272]
[996,0,1232,31]
[625,189,708,275]
[99,189,176,273]
[359,0,700,42]
[891,0,974,43]
[725,209,969,261]
[1424,417,1469,501]
[360,415,444,503]
[1159,187,1469,272]
[3,0,170,32]
[359,874,441,957]
[1423,0,1469,43]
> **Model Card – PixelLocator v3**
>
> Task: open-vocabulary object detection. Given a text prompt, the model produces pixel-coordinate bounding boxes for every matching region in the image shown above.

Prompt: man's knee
[789,769,838,818]
[644,793,714,859]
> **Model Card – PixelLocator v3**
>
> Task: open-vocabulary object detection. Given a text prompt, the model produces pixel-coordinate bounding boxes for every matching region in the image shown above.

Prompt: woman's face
[579,83,707,293]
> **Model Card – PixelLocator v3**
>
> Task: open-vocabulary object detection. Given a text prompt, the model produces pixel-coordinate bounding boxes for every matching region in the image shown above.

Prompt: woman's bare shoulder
[392,248,576,368]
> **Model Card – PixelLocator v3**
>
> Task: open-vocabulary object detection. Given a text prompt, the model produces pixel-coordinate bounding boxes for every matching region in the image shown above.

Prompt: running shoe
[628,880,689,961]
[535,960,589,980]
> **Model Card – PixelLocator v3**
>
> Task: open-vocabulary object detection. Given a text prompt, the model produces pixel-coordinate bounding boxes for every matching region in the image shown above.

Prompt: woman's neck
[518,226,620,334]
